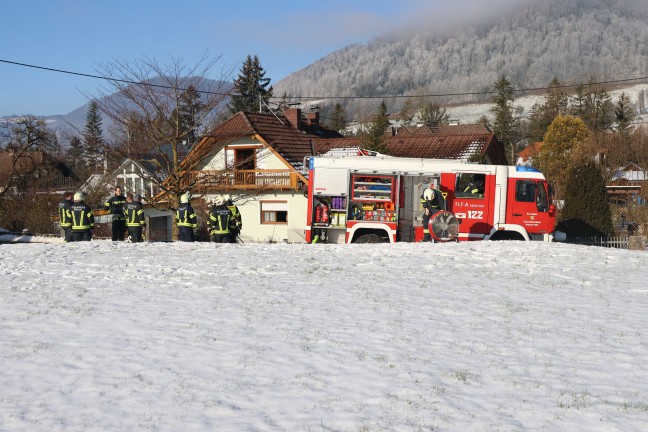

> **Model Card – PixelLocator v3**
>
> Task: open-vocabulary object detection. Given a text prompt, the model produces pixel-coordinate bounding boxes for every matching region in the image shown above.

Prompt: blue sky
[0,0,445,117]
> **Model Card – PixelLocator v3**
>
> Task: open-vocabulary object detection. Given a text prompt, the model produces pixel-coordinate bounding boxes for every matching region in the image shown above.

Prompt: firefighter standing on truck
[104,185,127,241]
[124,193,146,242]
[69,191,95,242]
[176,192,197,242]
[208,195,233,243]
[224,194,242,242]
[421,187,446,241]
[58,191,74,242]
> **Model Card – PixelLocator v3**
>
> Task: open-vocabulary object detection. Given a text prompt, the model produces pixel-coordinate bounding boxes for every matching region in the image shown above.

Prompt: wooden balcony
[187,169,304,192]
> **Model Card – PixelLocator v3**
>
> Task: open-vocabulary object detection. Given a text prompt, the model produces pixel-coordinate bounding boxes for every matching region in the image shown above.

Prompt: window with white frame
[261,201,288,224]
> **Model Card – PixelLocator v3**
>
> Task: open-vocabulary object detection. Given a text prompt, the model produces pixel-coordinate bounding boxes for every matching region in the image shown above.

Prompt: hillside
[274,0,648,117]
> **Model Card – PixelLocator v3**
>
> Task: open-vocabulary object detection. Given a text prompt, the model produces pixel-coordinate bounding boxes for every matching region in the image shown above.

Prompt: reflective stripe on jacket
[105,195,126,220]
[69,203,95,231]
[208,205,232,234]
[176,204,197,228]
[124,202,146,227]
[227,204,241,229]
[59,199,73,228]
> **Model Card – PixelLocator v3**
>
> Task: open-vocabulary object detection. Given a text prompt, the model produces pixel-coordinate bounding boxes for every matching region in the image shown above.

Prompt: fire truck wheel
[354,233,389,243]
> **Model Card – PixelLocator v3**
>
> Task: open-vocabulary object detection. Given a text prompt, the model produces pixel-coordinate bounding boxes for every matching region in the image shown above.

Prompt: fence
[566,236,630,249]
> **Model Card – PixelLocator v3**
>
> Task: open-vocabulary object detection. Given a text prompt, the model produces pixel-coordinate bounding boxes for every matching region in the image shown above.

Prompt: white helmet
[423,188,435,200]
[180,192,191,204]
[74,191,84,202]
[223,194,231,202]
[214,195,225,206]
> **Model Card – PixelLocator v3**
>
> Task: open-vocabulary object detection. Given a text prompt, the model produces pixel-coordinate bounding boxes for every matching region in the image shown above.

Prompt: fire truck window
[516,180,537,202]
[455,173,485,198]
[536,182,549,212]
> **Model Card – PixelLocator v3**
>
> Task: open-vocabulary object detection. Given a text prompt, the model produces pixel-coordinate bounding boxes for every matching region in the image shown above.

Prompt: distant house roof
[314,133,506,164]
[518,142,542,164]
[185,110,508,173]
[612,163,648,182]
[393,124,490,136]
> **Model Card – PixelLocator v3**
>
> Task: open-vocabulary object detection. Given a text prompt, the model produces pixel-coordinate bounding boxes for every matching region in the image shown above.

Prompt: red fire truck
[305,155,562,243]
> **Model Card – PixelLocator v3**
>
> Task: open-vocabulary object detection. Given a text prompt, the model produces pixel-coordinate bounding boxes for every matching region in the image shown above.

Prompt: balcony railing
[187,169,302,192]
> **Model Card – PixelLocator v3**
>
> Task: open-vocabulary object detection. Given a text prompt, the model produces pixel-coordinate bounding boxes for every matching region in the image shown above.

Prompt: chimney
[284,108,302,129]
[306,111,319,127]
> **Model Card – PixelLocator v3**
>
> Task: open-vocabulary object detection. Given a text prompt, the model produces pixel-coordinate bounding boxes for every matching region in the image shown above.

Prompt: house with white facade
[179,108,341,243]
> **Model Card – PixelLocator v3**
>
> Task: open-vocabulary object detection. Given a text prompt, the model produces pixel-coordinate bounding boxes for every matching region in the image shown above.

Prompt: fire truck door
[508,179,544,233]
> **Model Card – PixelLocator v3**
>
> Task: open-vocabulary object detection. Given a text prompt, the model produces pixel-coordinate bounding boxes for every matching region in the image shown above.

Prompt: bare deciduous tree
[91,54,234,230]
[0,116,60,200]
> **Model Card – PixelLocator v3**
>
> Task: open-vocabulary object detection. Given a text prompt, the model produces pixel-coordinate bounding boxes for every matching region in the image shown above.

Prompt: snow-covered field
[446,82,648,124]
[1,241,647,431]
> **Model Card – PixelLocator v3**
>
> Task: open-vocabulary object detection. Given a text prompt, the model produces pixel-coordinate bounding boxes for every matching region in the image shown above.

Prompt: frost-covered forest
[274,0,648,117]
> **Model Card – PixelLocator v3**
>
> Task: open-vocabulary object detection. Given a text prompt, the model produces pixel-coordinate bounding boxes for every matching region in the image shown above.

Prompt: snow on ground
[1,241,647,431]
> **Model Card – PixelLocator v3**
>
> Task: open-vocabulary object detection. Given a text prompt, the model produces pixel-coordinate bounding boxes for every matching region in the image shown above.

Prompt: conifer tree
[329,103,347,132]
[177,85,205,145]
[528,77,569,142]
[614,92,635,141]
[560,160,613,237]
[420,101,449,127]
[398,99,416,125]
[477,115,492,130]
[66,136,84,171]
[82,100,104,171]
[361,101,390,154]
[571,78,614,132]
[490,75,520,164]
[229,55,273,114]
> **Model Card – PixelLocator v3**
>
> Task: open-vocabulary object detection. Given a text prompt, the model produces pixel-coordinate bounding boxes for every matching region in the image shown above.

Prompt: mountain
[273,0,648,117]
[1,77,233,148]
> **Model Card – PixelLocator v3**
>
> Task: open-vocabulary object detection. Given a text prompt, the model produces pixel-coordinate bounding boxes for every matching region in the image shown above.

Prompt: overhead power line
[2,58,648,102]
[0,59,232,96]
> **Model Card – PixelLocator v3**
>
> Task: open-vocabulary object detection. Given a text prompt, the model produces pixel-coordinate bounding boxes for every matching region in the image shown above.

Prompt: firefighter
[176,192,197,242]
[208,195,233,243]
[104,185,127,241]
[421,187,446,241]
[124,193,146,243]
[69,191,95,242]
[463,175,485,198]
[58,191,74,242]
[224,194,242,242]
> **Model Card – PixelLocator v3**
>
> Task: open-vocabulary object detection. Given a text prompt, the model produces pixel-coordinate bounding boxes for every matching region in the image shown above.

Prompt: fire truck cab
[305,155,560,243]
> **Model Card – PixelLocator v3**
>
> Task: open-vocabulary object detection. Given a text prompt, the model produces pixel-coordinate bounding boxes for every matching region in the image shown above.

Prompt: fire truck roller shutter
[429,210,460,242]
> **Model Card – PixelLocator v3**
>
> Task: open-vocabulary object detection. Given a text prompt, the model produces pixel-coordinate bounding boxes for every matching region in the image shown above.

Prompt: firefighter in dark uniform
[208,195,233,243]
[69,191,95,241]
[421,187,446,241]
[224,194,242,242]
[104,185,127,241]
[463,177,484,198]
[176,192,197,242]
[58,191,74,242]
[124,193,146,242]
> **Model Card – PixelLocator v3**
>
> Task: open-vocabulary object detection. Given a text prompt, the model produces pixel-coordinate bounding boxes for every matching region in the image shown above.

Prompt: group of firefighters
[57,185,241,243]
[57,183,470,244]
